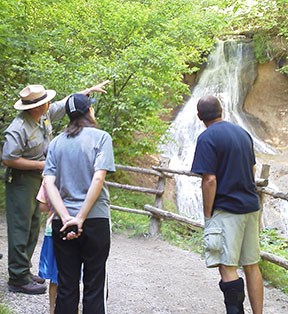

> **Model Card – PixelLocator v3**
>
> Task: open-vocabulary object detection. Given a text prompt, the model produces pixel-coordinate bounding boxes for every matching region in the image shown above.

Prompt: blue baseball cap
[65,93,94,120]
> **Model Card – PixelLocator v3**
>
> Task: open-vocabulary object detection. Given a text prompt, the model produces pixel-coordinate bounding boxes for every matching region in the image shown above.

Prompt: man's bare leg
[243,263,263,314]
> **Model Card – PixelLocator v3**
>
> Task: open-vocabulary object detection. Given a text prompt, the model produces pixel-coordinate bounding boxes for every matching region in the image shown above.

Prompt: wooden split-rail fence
[106,161,288,271]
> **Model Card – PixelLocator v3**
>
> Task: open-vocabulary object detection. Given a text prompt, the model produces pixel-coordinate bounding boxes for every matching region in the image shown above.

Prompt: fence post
[259,164,270,230]
[149,157,170,236]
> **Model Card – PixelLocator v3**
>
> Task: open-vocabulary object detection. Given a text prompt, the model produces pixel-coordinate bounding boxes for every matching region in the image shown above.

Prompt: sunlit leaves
[1,0,286,159]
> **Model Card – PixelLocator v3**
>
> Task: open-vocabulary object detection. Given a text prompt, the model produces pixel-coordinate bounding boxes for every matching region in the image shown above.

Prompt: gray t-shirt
[44,127,115,219]
[2,100,66,161]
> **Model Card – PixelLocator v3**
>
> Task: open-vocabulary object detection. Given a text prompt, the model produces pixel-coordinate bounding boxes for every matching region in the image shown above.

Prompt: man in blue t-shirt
[191,95,263,314]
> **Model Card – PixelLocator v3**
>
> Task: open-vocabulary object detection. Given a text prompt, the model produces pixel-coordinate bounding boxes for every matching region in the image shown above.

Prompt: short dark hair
[197,95,222,122]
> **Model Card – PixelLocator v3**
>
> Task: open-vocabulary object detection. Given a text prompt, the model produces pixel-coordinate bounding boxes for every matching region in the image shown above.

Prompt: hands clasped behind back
[60,216,83,240]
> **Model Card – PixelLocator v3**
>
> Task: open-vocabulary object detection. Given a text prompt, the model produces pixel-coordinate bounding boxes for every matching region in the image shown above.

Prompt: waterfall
[161,39,286,229]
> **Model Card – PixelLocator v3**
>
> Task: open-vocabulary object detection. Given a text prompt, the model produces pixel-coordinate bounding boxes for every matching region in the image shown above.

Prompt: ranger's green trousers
[5,168,42,286]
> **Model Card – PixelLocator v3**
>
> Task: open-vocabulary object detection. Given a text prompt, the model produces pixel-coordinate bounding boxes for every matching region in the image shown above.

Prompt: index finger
[98,80,110,87]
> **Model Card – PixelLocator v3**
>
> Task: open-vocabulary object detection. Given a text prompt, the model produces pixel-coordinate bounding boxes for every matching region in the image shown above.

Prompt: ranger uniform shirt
[2,100,66,161]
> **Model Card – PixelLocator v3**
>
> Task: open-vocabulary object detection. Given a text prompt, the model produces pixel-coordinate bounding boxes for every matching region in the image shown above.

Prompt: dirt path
[0,215,287,314]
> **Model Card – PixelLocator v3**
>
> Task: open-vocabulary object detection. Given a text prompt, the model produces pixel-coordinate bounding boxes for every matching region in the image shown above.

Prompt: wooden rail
[110,162,288,270]
[258,188,288,201]
[0,163,286,269]
[106,181,163,195]
[144,204,204,229]
[260,251,288,270]
[143,204,288,270]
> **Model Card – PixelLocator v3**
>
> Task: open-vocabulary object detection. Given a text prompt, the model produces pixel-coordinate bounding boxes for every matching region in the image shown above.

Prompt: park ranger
[2,84,64,295]
[2,81,109,295]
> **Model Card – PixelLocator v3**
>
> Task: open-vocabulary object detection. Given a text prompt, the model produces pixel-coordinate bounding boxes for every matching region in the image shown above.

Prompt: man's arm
[57,80,110,104]
[79,80,110,96]
[253,165,256,178]
[201,173,217,218]
[3,158,44,171]
[49,80,110,121]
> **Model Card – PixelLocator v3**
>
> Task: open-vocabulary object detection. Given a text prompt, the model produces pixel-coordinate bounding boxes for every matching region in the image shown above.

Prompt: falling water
[161,39,288,233]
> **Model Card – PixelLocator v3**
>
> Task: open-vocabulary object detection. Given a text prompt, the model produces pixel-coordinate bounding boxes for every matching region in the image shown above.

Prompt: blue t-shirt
[191,121,259,214]
[44,127,115,219]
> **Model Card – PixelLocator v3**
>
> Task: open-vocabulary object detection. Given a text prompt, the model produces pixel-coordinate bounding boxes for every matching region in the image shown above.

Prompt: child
[37,183,58,314]
[37,184,80,314]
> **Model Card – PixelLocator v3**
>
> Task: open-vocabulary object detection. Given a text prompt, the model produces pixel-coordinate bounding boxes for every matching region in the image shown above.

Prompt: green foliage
[111,210,150,236]
[221,0,288,65]
[110,187,154,209]
[259,260,288,294]
[0,0,225,161]
[110,187,152,236]
[278,64,288,75]
[253,34,274,64]
[0,304,13,314]
[260,228,288,259]
[161,221,204,254]
[259,228,288,293]
[1,0,287,159]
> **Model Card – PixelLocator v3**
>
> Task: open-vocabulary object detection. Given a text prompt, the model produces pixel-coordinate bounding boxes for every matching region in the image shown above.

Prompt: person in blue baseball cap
[44,88,115,314]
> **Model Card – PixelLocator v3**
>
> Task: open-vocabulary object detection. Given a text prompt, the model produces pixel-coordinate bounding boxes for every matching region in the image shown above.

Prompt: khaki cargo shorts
[204,209,261,268]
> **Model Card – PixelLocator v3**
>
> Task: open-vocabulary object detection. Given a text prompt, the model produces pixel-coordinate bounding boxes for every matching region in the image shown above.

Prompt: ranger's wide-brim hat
[14,84,56,110]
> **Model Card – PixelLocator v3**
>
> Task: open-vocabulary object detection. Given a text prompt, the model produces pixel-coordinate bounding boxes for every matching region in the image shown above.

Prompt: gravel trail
[0,215,287,314]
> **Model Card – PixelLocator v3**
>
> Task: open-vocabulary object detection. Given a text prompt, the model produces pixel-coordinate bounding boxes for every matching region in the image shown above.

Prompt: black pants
[52,218,111,314]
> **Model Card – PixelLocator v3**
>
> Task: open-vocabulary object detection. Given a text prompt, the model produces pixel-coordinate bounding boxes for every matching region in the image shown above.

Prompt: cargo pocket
[204,227,223,252]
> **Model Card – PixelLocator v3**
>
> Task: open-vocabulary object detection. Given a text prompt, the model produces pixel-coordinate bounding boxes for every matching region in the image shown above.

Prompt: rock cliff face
[244,61,288,151]
[244,62,288,233]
